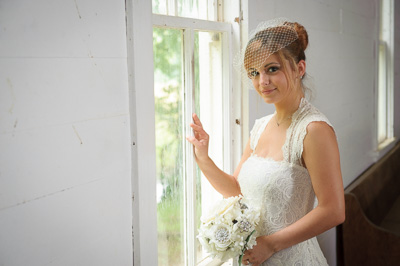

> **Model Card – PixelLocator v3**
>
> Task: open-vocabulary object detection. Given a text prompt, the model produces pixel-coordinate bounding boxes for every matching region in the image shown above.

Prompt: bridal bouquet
[197,196,260,265]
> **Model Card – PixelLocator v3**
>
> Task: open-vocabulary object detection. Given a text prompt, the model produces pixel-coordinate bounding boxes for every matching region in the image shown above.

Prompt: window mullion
[208,0,217,21]
[183,27,197,266]
[167,0,176,16]
[217,0,224,21]
[221,31,232,173]
[386,0,394,140]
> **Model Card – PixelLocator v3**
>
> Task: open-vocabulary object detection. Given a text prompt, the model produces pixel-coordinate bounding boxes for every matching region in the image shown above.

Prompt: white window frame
[375,0,395,154]
[127,1,243,265]
[153,14,235,266]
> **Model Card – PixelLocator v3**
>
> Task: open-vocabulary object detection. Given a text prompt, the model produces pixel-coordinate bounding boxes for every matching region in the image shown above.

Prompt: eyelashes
[248,70,259,78]
[268,66,279,73]
[247,65,280,79]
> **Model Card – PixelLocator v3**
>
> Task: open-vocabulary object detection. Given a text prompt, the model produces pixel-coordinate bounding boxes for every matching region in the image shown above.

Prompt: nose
[259,71,270,86]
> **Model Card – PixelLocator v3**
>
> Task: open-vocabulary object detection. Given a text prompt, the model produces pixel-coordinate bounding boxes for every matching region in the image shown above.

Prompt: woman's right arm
[186,113,253,198]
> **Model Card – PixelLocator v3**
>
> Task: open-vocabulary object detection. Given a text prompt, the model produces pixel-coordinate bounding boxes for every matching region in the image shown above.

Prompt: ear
[297,60,306,77]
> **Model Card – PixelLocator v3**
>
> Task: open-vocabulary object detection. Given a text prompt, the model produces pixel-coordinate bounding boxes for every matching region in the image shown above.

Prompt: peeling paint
[0,113,128,136]
[12,119,18,137]
[0,178,103,211]
[74,0,82,19]
[7,78,15,114]
[72,125,83,145]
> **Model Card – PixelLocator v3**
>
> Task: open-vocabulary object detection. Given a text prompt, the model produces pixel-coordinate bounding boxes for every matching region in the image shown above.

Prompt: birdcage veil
[234,18,299,90]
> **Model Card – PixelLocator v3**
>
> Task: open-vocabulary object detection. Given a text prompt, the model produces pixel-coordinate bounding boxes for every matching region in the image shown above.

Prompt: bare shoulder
[303,121,340,169]
[305,121,336,145]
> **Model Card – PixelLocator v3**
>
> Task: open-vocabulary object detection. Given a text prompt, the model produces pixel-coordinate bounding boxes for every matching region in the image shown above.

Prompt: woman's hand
[186,113,210,161]
[241,236,275,266]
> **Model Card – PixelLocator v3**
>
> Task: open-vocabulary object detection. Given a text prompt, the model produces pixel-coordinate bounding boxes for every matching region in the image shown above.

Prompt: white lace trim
[249,98,333,167]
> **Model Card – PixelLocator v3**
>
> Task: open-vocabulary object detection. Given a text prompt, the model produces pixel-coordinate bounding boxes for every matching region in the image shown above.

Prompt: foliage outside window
[152,2,233,265]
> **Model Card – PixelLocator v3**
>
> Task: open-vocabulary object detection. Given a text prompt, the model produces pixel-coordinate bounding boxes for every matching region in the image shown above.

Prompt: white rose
[210,223,233,251]
[201,196,242,224]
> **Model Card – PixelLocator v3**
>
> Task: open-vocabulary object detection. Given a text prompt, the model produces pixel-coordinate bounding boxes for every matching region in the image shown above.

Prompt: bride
[186,18,345,266]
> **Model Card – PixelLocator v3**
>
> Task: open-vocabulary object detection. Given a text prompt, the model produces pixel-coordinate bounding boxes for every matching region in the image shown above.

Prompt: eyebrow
[248,62,280,72]
[263,62,279,68]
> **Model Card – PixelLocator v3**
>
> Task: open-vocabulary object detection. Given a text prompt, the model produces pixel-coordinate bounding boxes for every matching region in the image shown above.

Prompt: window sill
[370,137,398,162]
[378,137,396,152]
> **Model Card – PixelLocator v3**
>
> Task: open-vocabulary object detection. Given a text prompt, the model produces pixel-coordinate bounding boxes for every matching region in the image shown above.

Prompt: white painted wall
[0,1,133,265]
[1,0,399,265]
[245,0,400,265]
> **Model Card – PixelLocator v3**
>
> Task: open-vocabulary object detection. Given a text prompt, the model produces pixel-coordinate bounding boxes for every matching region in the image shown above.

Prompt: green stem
[237,230,255,266]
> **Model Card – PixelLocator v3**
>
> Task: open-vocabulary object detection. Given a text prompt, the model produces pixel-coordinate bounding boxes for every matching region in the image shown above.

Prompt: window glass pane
[153,0,218,20]
[194,30,225,264]
[378,42,387,143]
[152,0,167,15]
[153,26,228,265]
[377,0,394,146]
[178,0,199,19]
[153,27,185,266]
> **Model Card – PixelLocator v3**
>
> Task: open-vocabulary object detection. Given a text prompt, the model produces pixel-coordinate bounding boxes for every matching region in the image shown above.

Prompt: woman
[186,18,345,265]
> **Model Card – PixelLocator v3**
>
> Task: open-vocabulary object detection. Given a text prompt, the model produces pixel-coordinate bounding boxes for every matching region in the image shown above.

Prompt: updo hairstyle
[244,21,309,93]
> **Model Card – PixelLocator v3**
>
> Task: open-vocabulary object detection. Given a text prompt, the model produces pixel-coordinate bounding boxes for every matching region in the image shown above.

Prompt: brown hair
[278,22,308,72]
[279,22,309,94]
[244,22,310,93]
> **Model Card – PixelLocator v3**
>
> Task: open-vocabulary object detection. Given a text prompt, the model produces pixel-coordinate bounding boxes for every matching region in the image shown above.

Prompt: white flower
[210,223,232,251]
[246,234,257,249]
[201,196,242,224]
[198,196,260,263]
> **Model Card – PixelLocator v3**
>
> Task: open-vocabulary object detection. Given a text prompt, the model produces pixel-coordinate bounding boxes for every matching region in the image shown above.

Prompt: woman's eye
[268,66,279,73]
[248,70,259,78]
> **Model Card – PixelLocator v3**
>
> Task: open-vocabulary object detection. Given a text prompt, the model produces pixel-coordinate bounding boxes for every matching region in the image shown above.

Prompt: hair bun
[293,22,309,52]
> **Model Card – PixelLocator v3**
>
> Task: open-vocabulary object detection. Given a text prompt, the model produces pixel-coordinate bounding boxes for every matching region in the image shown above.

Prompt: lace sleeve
[290,114,335,166]
[285,99,335,166]
[294,116,334,167]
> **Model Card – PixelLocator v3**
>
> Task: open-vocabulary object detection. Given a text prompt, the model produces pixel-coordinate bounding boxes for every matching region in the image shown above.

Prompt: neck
[274,91,304,121]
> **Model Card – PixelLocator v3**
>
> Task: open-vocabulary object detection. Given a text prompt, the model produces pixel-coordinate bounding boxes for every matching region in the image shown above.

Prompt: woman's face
[247,53,296,104]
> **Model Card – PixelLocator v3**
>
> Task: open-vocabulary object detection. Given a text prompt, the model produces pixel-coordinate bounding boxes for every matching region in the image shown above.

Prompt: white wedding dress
[237,98,330,265]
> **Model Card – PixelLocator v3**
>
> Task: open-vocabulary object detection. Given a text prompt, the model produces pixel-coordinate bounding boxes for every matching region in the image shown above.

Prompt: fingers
[187,113,208,143]
[242,252,259,266]
[242,259,258,266]
[189,119,208,139]
[192,113,203,127]
[186,136,202,147]
[191,114,203,133]
[241,255,250,265]
[242,258,252,266]
[189,122,203,132]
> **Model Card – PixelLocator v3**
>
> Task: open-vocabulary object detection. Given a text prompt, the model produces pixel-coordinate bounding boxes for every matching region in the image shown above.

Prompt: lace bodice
[249,98,333,167]
[238,98,331,265]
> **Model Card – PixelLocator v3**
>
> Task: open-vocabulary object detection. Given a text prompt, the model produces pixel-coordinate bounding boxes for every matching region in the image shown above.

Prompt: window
[377,0,394,148]
[152,0,222,21]
[152,1,240,265]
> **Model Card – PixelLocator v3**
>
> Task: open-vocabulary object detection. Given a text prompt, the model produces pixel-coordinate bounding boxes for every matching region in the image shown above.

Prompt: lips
[261,88,276,95]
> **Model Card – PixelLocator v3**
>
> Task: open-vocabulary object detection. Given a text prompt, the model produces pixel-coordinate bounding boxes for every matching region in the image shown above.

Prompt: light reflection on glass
[153,27,185,266]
